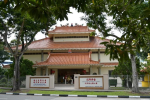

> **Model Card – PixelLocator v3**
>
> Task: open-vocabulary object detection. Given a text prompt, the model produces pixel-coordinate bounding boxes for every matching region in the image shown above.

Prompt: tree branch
[20,31,39,57]
[15,18,25,56]
[1,21,14,56]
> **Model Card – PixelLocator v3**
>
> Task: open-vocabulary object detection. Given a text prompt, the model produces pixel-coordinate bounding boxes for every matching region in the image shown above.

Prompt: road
[0,94,150,100]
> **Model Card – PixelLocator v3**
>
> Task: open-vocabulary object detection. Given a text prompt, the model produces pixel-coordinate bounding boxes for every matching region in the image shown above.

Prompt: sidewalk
[1,84,150,92]
[0,84,131,92]
[1,85,150,98]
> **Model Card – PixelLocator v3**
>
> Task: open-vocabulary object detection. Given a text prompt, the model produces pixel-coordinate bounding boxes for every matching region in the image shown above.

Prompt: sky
[8,8,86,42]
[8,7,121,42]
[35,8,87,40]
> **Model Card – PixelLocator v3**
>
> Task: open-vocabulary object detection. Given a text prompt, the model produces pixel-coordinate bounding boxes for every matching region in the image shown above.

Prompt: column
[98,49,100,63]
[98,66,101,75]
[90,66,92,75]
[46,67,48,76]
[41,50,44,76]
[41,68,43,76]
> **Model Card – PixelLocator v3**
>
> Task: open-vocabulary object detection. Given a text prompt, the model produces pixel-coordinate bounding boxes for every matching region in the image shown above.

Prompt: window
[55,36,88,39]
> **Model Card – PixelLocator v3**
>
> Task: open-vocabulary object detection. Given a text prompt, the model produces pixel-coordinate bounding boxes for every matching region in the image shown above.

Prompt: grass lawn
[0,89,150,96]
[27,90,150,96]
[0,89,9,93]
[110,87,127,90]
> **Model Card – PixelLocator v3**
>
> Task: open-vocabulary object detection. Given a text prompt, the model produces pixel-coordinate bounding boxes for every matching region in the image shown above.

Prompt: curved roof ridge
[48,26,94,34]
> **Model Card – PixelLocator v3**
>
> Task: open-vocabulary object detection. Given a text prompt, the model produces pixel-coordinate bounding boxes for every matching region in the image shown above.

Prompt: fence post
[7,75,8,87]
[127,75,128,89]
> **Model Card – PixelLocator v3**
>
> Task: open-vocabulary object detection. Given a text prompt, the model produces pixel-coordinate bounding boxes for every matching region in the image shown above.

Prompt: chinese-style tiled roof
[34,52,100,66]
[48,26,94,34]
[33,52,118,67]
[11,37,121,50]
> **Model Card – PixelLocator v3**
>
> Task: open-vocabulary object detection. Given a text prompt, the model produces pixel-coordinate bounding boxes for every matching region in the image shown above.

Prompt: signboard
[30,77,49,88]
[79,76,103,89]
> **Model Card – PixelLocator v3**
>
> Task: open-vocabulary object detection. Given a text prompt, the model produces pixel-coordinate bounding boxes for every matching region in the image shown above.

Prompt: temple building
[12,25,119,84]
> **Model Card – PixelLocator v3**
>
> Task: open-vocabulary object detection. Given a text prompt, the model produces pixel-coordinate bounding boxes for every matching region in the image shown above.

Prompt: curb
[0,93,150,98]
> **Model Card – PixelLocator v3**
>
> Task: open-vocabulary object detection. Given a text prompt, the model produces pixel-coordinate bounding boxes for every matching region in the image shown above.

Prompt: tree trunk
[13,56,21,91]
[130,54,139,93]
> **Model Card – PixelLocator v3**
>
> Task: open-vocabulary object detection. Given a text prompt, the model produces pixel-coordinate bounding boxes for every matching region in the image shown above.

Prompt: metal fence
[109,75,150,90]
[1,75,150,90]
[0,75,26,88]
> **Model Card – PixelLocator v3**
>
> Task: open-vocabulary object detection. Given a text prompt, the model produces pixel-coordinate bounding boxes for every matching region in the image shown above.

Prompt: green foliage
[0,44,9,64]
[6,57,36,78]
[0,0,91,22]
[0,67,7,75]
[81,0,109,36]
[82,1,150,62]
[0,0,90,90]
[9,39,21,46]
[140,60,150,74]
[112,58,142,75]
[90,32,96,36]
[136,51,148,61]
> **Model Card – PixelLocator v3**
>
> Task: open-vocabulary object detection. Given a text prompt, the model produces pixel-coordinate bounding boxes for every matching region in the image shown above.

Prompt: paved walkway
[1,84,150,92]
[37,84,131,92]
[0,84,131,92]
[1,84,150,98]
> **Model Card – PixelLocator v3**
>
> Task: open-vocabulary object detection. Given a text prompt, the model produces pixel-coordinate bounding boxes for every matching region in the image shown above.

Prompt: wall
[101,67,115,75]
[26,75,54,89]
[74,75,109,90]
[91,67,98,75]
[53,34,89,42]
[53,69,58,83]
[36,68,41,76]
[91,53,118,62]
[100,53,118,62]
[44,54,49,61]
[90,67,115,75]
[23,54,48,64]
[23,55,41,63]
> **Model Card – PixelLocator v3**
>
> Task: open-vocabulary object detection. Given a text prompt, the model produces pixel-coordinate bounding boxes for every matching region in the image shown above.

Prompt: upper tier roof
[48,26,94,37]
[10,37,121,50]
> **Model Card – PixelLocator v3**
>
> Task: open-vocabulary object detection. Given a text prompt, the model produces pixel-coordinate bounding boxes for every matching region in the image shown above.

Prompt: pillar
[41,68,43,76]
[46,67,48,76]
[98,66,101,75]
[90,66,92,75]
[41,50,44,61]
[98,49,100,63]
[41,51,44,76]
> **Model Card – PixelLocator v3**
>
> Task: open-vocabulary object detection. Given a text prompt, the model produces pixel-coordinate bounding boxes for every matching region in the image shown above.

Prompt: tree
[112,58,142,88]
[5,57,36,84]
[82,0,150,93]
[102,1,150,93]
[9,39,21,47]
[0,43,9,64]
[0,0,91,91]
[0,67,7,75]
[0,4,56,91]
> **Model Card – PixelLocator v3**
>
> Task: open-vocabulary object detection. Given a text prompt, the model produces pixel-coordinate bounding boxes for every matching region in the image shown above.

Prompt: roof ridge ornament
[68,49,72,53]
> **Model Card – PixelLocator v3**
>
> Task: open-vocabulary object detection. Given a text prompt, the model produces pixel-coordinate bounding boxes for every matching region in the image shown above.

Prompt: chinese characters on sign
[80,77,103,87]
[30,77,49,88]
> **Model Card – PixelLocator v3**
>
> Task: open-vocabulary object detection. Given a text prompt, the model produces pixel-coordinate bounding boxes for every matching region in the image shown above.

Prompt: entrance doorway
[58,69,84,84]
